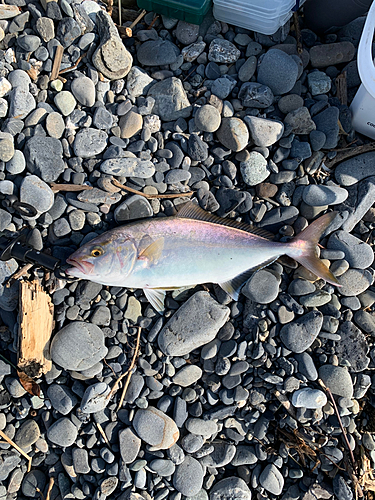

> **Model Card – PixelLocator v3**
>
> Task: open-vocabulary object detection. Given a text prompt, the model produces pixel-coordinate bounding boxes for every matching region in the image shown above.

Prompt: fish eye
[91,247,104,258]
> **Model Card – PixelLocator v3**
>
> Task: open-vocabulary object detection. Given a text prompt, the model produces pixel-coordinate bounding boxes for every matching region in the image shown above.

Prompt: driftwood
[18,280,54,378]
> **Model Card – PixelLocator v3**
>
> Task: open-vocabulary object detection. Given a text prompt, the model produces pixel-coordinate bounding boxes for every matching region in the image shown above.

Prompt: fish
[66,201,340,312]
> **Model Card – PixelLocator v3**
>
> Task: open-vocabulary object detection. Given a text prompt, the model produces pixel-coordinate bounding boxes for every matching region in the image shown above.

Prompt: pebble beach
[0,2,374,500]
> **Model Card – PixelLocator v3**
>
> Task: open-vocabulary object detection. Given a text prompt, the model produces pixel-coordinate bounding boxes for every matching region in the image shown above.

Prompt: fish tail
[285,212,341,286]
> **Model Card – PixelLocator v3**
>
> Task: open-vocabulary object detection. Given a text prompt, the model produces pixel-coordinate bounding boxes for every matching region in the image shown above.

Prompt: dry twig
[123,8,147,37]
[325,141,375,169]
[50,45,64,81]
[59,52,87,75]
[10,263,33,281]
[0,428,32,472]
[96,422,112,449]
[318,379,356,466]
[50,183,93,193]
[106,327,141,410]
[111,178,194,199]
[336,72,348,106]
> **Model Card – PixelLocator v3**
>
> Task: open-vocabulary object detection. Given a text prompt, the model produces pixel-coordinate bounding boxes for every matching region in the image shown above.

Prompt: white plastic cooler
[213,0,305,35]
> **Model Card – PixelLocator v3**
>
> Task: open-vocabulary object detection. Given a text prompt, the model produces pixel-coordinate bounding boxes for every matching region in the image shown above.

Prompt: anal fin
[143,288,166,313]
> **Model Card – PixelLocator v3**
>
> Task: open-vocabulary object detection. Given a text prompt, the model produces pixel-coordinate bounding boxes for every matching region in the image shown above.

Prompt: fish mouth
[66,258,94,275]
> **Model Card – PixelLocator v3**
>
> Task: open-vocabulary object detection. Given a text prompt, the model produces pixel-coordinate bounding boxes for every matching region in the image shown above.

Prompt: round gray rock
[210,477,251,500]
[302,185,348,207]
[280,311,323,353]
[195,104,221,132]
[240,152,270,186]
[257,49,298,95]
[259,464,284,495]
[173,456,204,497]
[73,128,107,158]
[71,76,96,107]
[242,269,279,304]
[50,321,108,371]
[216,117,249,152]
[318,365,353,398]
[47,418,78,447]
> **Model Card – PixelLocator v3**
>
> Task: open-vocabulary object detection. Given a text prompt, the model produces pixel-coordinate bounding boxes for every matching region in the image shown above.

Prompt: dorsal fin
[176,201,275,240]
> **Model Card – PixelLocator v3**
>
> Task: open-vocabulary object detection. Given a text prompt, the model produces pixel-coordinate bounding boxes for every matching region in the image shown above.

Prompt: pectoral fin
[143,288,166,313]
[138,238,164,264]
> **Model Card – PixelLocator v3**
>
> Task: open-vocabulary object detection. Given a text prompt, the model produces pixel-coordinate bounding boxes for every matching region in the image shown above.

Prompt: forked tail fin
[286,212,341,286]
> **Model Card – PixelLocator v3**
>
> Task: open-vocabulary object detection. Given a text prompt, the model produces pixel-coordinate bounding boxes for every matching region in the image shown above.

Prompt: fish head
[66,231,138,283]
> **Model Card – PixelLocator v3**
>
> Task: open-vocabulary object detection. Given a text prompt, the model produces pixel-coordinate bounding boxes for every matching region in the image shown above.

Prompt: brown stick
[10,263,33,281]
[318,379,356,466]
[106,327,141,410]
[45,478,54,500]
[59,52,87,75]
[50,183,93,193]
[50,45,64,81]
[147,13,159,30]
[325,141,375,169]
[96,422,112,449]
[111,178,194,199]
[293,11,303,55]
[122,8,147,37]
[336,72,348,106]
[0,429,33,472]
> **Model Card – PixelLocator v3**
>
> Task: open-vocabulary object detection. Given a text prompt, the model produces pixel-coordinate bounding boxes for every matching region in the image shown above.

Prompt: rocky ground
[0,1,374,499]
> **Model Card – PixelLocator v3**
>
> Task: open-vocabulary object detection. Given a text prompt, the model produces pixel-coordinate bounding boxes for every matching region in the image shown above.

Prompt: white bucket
[350,0,375,139]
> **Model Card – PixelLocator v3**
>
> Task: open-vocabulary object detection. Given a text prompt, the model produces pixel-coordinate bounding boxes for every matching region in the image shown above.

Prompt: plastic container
[137,0,211,24]
[304,0,372,35]
[350,0,375,139]
[213,0,305,35]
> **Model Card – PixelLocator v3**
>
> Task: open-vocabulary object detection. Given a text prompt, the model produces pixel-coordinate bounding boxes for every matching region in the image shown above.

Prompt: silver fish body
[67,202,339,311]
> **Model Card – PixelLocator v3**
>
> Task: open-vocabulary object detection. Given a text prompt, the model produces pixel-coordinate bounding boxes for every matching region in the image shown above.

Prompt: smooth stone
[240,152,270,186]
[231,446,257,466]
[100,157,155,178]
[24,136,64,182]
[47,418,78,447]
[133,407,179,450]
[19,175,54,215]
[172,365,202,387]
[313,107,339,149]
[92,11,132,79]
[46,112,65,139]
[216,117,249,152]
[292,388,327,409]
[73,128,107,157]
[148,77,191,121]
[238,56,257,82]
[354,310,375,335]
[284,107,316,135]
[50,321,108,371]
[8,88,35,119]
[208,38,240,63]
[307,70,332,95]
[260,464,284,495]
[280,311,323,353]
[257,49,298,95]
[209,477,251,500]
[335,152,375,186]
[119,427,141,464]
[150,458,175,477]
[175,20,199,45]
[318,365,353,398]
[126,66,154,98]
[242,270,279,304]
[173,456,204,497]
[114,195,153,222]
[14,420,40,448]
[310,42,356,68]
[158,291,230,356]
[185,418,218,438]
[80,382,110,413]
[335,321,370,372]
[70,76,96,107]
[327,230,374,269]
[244,116,284,147]
[137,39,179,66]
[337,269,374,296]
[54,91,76,116]
[201,441,236,467]
[278,94,304,114]
[46,384,77,415]
[22,471,46,498]
[302,185,348,207]
[119,110,143,139]
[124,296,142,323]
